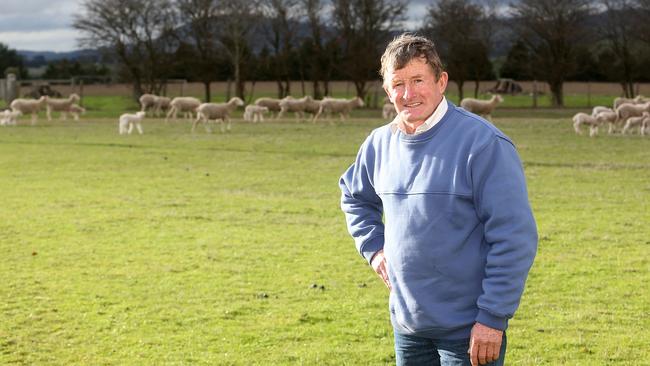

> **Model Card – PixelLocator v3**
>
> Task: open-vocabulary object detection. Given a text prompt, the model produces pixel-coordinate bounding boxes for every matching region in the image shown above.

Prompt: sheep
[572,112,602,137]
[46,93,80,121]
[382,102,397,120]
[10,96,47,125]
[613,101,650,133]
[119,111,146,135]
[613,95,645,109]
[643,118,650,136]
[243,105,269,123]
[303,98,322,116]
[165,96,202,122]
[591,106,613,117]
[140,94,171,117]
[68,104,86,121]
[459,94,503,121]
[192,97,244,133]
[278,96,314,121]
[1,109,21,126]
[622,112,650,135]
[594,110,617,133]
[312,96,365,123]
[254,97,284,118]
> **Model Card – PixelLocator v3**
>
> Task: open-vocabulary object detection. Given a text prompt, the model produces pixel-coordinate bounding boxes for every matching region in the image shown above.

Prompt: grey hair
[380,33,444,81]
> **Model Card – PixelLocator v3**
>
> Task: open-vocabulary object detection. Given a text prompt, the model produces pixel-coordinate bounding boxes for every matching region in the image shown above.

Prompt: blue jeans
[394,331,507,366]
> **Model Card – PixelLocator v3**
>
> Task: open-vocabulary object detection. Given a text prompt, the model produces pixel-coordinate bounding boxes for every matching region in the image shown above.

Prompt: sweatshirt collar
[389,96,448,135]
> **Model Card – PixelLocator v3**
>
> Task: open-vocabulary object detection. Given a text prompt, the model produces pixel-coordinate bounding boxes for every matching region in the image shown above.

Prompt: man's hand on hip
[370,250,391,290]
[469,322,503,366]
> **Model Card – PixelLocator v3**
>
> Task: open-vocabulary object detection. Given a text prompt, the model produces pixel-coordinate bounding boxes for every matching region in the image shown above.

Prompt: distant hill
[18,49,104,67]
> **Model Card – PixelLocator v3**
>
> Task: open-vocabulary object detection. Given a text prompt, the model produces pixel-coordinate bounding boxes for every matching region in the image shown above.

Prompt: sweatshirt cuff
[476,309,508,331]
[360,236,384,264]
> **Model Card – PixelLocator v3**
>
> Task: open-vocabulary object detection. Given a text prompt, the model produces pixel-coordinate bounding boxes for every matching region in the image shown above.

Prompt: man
[339,33,537,366]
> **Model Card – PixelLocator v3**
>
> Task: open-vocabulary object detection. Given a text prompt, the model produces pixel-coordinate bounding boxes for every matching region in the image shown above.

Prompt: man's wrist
[476,309,508,331]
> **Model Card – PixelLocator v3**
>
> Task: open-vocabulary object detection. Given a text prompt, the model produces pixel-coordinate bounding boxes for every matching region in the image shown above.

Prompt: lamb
[155,96,171,116]
[1,109,21,126]
[459,94,503,121]
[278,96,314,121]
[10,96,47,125]
[613,101,650,133]
[119,111,146,135]
[572,112,602,137]
[243,105,269,123]
[140,94,171,117]
[594,110,617,133]
[622,112,650,135]
[165,96,202,122]
[254,97,284,118]
[312,96,365,123]
[46,93,80,121]
[382,102,397,120]
[591,106,613,117]
[192,97,245,133]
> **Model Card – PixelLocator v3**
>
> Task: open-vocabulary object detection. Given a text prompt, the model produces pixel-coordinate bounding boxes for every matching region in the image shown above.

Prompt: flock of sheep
[8,89,646,138]
[572,95,650,137]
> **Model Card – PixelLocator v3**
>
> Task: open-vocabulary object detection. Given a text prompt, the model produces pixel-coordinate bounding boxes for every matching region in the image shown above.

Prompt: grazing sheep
[119,111,146,135]
[622,112,650,135]
[243,105,269,123]
[459,95,503,121]
[572,112,602,137]
[140,94,171,117]
[382,102,397,120]
[1,109,21,126]
[254,97,285,118]
[68,104,86,121]
[46,93,80,121]
[278,96,314,121]
[312,96,365,123]
[10,96,47,125]
[192,97,244,133]
[594,110,617,133]
[613,95,645,109]
[613,101,650,133]
[303,98,322,116]
[165,96,202,122]
[155,96,171,116]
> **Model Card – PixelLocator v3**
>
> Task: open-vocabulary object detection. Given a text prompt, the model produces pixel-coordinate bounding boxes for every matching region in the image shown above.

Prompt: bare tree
[300,0,330,99]
[176,0,222,102]
[598,0,640,98]
[331,0,407,100]
[423,0,492,100]
[260,0,301,97]
[509,0,593,106]
[74,0,177,100]
[218,0,259,100]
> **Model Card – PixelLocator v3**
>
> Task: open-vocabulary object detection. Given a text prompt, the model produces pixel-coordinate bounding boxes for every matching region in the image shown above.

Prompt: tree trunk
[549,80,564,107]
[474,80,480,98]
[312,80,322,100]
[456,80,464,102]
[203,80,211,103]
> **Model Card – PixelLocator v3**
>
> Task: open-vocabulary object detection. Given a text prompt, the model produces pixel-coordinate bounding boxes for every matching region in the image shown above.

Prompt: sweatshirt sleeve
[339,136,385,264]
[470,136,538,331]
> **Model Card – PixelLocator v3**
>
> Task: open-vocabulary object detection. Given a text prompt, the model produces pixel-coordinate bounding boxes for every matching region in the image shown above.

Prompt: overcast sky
[0,0,430,53]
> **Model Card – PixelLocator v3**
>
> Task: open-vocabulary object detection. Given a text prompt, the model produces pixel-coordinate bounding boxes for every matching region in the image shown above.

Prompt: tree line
[4,0,650,107]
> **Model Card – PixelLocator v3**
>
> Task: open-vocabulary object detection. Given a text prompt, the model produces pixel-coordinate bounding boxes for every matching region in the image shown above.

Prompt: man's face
[383,58,448,126]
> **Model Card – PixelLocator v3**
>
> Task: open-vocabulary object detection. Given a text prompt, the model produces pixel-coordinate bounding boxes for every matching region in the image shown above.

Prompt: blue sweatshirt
[339,101,537,340]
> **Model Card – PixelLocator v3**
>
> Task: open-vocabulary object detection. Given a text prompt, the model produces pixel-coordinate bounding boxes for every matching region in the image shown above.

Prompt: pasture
[0,110,648,365]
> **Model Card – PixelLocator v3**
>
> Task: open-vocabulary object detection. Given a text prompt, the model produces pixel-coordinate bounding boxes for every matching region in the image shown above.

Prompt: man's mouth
[404,102,422,108]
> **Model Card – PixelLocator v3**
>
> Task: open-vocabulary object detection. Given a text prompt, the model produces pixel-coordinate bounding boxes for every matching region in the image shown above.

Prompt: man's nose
[402,84,414,100]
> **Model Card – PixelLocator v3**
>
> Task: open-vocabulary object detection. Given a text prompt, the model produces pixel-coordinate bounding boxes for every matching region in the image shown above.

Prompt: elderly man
[339,33,538,366]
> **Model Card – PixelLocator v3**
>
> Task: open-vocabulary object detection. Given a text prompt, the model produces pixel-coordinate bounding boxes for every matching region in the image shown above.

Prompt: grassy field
[0,112,648,365]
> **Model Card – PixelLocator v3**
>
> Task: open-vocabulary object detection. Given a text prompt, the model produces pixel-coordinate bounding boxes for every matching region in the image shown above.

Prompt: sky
[0,0,431,53]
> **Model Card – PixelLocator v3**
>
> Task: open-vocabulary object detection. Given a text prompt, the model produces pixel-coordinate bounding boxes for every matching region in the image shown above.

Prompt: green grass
[0,115,648,365]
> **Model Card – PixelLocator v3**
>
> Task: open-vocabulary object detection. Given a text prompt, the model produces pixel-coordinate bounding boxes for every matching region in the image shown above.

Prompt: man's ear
[383,86,393,104]
[437,72,449,93]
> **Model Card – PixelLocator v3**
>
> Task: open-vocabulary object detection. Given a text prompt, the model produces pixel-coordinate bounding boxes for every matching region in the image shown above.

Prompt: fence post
[532,80,538,108]
[587,81,591,108]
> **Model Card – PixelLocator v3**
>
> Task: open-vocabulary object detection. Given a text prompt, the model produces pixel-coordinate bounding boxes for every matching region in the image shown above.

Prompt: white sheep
[10,96,47,125]
[119,111,146,135]
[643,118,650,136]
[140,94,171,117]
[243,105,269,123]
[613,95,645,109]
[591,106,613,117]
[192,97,245,133]
[165,96,202,122]
[303,98,322,116]
[613,101,650,133]
[46,93,80,121]
[622,111,650,135]
[312,96,365,123]
[594,110,617,133]
[155,96,171,116]
[382,102,397,120]
[572,112,602,137]
[1,109,21,126]
[254,97,285,118]
[278,96,314,121]
[460,95,503,121]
